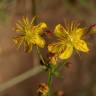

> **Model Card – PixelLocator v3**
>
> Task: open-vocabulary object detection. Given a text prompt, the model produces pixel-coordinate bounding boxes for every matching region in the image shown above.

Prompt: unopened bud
[89,24,96,33]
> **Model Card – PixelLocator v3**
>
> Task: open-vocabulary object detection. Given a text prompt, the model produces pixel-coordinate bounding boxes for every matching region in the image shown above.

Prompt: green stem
[55,60,67,71]
[36,46,46,65]
[48,69,52,96]
[36,46,53,96]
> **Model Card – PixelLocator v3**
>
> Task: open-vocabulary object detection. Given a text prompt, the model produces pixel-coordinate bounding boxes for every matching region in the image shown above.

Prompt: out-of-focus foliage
[79,0,89,6]
[0,0,15,22]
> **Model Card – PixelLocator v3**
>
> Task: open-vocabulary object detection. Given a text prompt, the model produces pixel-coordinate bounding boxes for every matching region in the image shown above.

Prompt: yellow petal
[31,16,37,24]
[48,42,63,53]
[72,28,85,39]
[24,41,33,53]
[16,23,23,32]
[59,44,73,59]
[34,22,47,34]
[50,56,58,65]
[13,37,24,48]
[48,43,57,53]
[54,24,66,37]
[34,36,45,48]
[37,22,47,29]
[74,40,89,52]
[22,17,29,25]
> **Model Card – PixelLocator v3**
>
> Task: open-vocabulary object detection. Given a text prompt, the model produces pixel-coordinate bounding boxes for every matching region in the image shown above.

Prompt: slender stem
[0,66,43,92]
[36,46,46,65]
[48,69,52,96]
[36,46,53,95]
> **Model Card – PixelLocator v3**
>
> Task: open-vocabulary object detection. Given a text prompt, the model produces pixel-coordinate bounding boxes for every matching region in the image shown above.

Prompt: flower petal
[13,36,24,48]
[34,36,45,48]
[48,42,63,53]
[22,17,30,25]
[37,22,47,29]
[34,22,47,34]
[23,41,33,53]
[72,28,85,39]
[48,43,58,53]
[54,24,66,37]
[59,44,73,59]
[49,55,58,65]
[74,40,89,52]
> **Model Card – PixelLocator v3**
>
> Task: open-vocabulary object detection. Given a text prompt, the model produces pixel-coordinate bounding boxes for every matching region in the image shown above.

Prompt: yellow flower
[49,53,58,65]
[37,83,49,96]
[48,21,89,64]
[13,17,47,52]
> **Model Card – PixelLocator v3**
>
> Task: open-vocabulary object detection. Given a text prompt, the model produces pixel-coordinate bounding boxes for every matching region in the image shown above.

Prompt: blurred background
[0,0,96,96]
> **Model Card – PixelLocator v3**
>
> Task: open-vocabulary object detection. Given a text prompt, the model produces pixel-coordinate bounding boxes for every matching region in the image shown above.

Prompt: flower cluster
[13,17,96,96]
[13,17,89,64]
